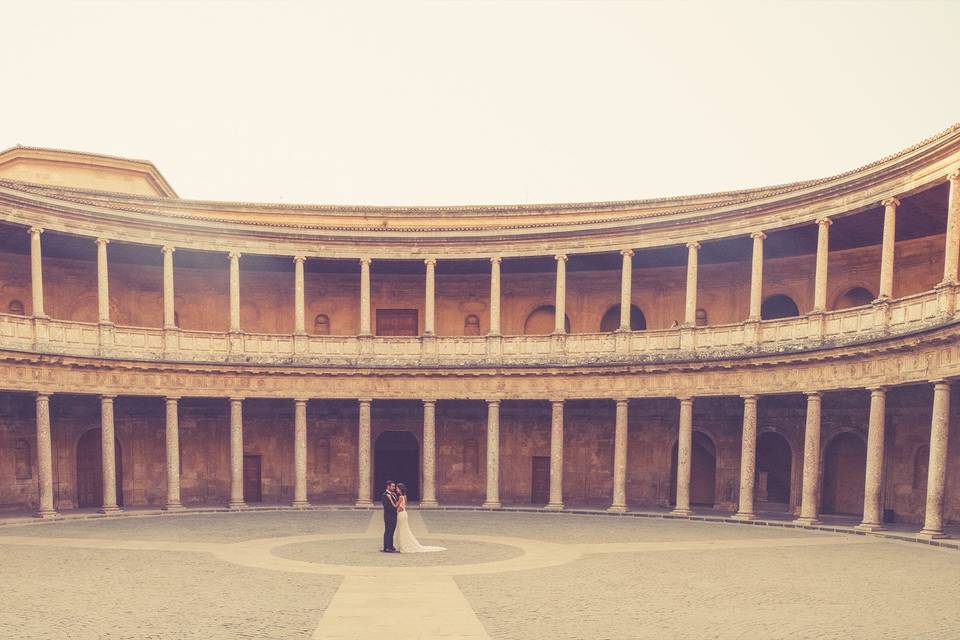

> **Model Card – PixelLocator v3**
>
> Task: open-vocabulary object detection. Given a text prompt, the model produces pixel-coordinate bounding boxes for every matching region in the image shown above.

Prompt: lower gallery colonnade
[16,380,955,538]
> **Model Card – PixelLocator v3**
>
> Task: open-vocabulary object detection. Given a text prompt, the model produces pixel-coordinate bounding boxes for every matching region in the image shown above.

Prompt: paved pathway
[0,510,956,639]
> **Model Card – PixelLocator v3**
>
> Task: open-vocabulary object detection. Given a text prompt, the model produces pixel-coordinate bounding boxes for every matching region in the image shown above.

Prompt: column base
[355,499,374,508]
[544,502,564,511]
[481,501,501,509]
[730,512,756,521]
[162,503,186,512]
[228,501,248,510]
[419,500,439,509]
[98,505,121,515]
[291,500,311,509]
[34,508,59,520]
[607,504,627,513]
[670,508,693,516]
[917,528,947,540]
[794,516,821,526]
[855,522,885,532]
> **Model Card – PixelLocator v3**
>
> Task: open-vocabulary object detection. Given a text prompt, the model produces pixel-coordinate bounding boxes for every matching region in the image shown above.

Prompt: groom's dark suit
[382,490,398,551]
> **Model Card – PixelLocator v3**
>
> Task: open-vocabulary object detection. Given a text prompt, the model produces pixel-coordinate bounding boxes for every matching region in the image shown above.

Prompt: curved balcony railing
[0,289,954,368]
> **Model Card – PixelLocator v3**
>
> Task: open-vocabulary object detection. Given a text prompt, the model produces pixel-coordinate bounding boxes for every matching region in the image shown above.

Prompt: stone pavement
[0,510,957,639]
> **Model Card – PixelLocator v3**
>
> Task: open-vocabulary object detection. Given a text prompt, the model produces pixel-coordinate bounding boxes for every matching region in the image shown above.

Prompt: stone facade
[0,130,959,538]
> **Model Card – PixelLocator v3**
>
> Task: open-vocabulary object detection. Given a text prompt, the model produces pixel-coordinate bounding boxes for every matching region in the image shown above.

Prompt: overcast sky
[3,1,958,206]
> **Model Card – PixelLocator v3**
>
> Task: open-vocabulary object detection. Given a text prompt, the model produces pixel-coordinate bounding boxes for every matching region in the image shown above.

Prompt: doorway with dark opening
[374,431,420,501]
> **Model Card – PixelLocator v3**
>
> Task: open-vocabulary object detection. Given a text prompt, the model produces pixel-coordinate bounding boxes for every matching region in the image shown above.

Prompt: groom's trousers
[384,516,397,550]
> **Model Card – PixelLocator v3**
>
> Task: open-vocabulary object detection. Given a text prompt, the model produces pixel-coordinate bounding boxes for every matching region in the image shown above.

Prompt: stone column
[748,232,766,320]
[163,396,183,511]
[554,255,568,334]
[293,256,306,335]
[29,227,45,318]
[941,170,960,286]
[796,391,823,525]
[99,395,120,513]
[733,395,758,520]
[96,238,111,324]
[421,400,438,507]
[878,198,899,300]
[609,398,629,512]
[812,218,832,312]
[35,393,56,518]
[359,258,372,336]
[293,398,309,507]
[920,381,951,538]
[672,397,694,515]
[228,397,246,509]
[482,400,501,508]
[424,258,437,336]
[619,250,634,330]
[162,246,176,329]
[356,399,373,506]
[858,387,887,530]
[488,257,502,336]
[546,399,564,510]
[229,252,241,333]
[684,242,700,325]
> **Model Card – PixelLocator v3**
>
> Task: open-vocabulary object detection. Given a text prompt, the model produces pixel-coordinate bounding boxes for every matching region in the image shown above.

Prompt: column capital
[228,251,242,260]
[161,245,175,255]
[34,391,51,400]
[620,249,634,258]
[229,396,245,403]
[948,169,960,182]
[815,217,833,227]
[95,237,110,247]
[294,397,309,405]
[803,390,822,399]
[422,399,437,407]
[678,396,694,405]
[931,379,950,389]
[293,255,306,264]
[554,254,568,263]
[28,226,43,236]
[614,397,630,406]
[740,394,759,401]
[549,398,565,405]
[881,197,901,209]
[165,396,181,402]
[486,399,501,407]
[359,257,372,266]
[490,256,502,265]
[750,231,766,241]
[358,397,373,405]
[868,386,887,395]
[100,394,116,401]
[686,241,700,250]
[424,257,437,267]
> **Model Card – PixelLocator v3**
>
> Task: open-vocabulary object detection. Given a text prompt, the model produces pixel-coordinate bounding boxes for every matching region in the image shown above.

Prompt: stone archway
[374,431,420,502]
[756,431,791,510]
[76,429,123,509]
[669,432,716,507]
[821,431,866,516]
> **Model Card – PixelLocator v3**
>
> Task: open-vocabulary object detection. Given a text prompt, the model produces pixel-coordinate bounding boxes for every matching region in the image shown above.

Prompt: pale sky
[3,1,959,206]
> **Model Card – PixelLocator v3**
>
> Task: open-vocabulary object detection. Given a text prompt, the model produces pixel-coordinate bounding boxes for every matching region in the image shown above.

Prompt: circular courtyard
[0,510,957,639]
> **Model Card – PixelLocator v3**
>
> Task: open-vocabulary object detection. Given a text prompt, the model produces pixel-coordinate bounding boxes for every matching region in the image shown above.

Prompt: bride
[393,483,445,553]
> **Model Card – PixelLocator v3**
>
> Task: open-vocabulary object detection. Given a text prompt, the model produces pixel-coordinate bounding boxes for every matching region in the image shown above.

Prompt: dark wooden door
[531,456,550,504]
[243,455,262,503]
[376,309,418,336]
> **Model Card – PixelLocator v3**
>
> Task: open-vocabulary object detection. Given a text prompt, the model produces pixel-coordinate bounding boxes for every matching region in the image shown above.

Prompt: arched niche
[833,286,875,311]
[373,431,420,502]
[821,431,866,517]
[756,431,791,508]
[760,294,800,320]
[76,428,123,509]
[523,305,571,335]
[599,304,646,332]
[669,431,716,508]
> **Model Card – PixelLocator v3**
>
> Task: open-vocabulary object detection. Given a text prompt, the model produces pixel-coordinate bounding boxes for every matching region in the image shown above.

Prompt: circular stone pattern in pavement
[274,536,524,567]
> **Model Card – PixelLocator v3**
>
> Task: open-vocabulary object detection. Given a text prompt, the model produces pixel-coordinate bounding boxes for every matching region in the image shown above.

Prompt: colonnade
[24,380,954,538]
[18,171,960,335]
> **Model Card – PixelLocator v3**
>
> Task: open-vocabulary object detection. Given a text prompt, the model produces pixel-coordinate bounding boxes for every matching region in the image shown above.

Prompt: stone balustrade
[1,288,953,367]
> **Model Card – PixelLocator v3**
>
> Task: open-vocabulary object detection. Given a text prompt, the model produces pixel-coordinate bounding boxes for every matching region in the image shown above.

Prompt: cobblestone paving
[275,536,523,567]
[0,510,369,542]
[1,510,957,639]
[0,545,340,639]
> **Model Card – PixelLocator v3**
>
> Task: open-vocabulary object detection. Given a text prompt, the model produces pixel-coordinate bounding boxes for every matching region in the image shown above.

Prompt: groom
[381,480,398,552]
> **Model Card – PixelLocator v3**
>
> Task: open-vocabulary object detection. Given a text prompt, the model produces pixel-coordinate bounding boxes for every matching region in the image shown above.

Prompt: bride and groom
[381,480,445,553]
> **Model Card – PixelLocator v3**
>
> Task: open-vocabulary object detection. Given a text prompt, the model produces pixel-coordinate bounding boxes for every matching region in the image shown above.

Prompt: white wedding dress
[394,500,445,553]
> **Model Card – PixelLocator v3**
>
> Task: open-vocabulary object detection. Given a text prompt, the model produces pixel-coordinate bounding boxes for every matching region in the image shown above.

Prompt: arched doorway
[669,432,716,507]
[523,305,571,335]
[821,432,866,516]
[374,431,420,501]
[834,286,875,310]
[760,294,800,320]
[599,304,646,332]
[76,429,123,509]
[756,432,791,510]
